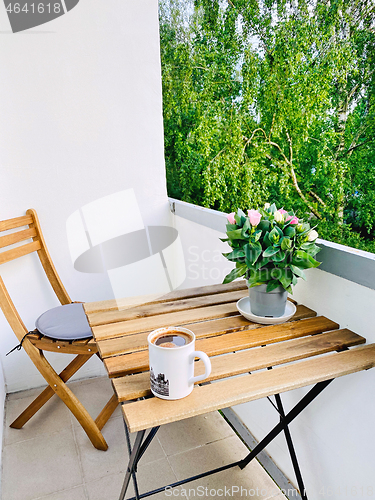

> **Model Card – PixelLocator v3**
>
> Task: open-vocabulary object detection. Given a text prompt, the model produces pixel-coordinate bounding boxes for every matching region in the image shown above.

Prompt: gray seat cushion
[35,303,92,340]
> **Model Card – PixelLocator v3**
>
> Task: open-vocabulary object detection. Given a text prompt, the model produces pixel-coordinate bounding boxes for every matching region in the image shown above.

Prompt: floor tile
[157,411,234,456]
[75,416,166,483]
[267,493,288,499]
[4,393,72,446]
[34,485,87,500]
[7,386,46,402]
[66,377,121,427]
[176,465,282,500]
[2,376,286,500]
[85,458,177,500]
[1,429,82,500]
[168,434,248,480]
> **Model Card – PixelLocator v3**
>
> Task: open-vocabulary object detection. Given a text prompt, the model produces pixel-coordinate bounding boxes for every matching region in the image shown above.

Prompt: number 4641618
[6,3,62,13]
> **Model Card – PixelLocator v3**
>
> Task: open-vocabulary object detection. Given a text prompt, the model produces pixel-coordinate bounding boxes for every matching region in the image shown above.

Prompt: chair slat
[0,215,33,232]
[98,304,317,358]
[113,329,366,401]
[122,343,375,433]
[104,316,339,378]
[30,337,98,354]
[84,281,248,315]
[0,228,37,249]
[0,240,41,265]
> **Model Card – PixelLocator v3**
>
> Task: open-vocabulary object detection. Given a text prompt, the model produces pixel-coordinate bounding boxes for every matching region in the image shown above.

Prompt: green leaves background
[159,0,375,253]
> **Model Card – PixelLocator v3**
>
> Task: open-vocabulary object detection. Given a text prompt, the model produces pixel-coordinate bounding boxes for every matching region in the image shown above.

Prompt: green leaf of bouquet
[257,268,271,282]
[284,226,296,237]
[266,280,280,292]
[245,258,253,268]
[290,264,306,280]
[253,229,262,242]
[279,271,293,289]
[274,225,283,238]
[244,241,262,265]
[223,264,247,284]
[269,203,277,214]
[248,281,267,288]
[263,246,279,257]
[234,214,242,226]
[219,238,229,242]
[300,242,321,256]
[257,220,271,232]
[227,229,246,240]
[292,250,321,269]
[281,237,292,251]
[255,256,271,270]
[269,227,279,240]
[298,222,313,237]
[226,223,237,231]
[241,218,251,237]
[263,231,272,247]
[223,249,245,262]
[272,250,286,262]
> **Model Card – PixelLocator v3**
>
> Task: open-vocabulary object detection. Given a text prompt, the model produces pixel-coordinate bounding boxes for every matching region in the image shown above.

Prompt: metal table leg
[124,422,141,500]
[274,393,307,500]
[119,428,145,500]
[120,379,333,500]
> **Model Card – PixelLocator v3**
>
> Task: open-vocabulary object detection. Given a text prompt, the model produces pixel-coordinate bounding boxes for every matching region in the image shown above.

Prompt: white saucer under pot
[236,297,297,325]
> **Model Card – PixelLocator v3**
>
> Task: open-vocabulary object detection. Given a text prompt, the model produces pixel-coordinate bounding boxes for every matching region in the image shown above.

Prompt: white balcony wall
[0,357,5,494]
[235,270,375,499]
[172,200,375,499]
[0,0,170,392]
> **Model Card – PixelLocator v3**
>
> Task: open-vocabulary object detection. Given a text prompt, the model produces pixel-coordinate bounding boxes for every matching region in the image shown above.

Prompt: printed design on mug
[150,368,169,397]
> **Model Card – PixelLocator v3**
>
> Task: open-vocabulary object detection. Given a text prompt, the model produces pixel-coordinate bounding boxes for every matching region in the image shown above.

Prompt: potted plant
[222,203,320,317]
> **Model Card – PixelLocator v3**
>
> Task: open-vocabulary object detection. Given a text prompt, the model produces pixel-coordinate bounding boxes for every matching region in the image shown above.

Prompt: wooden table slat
[104,316,339,378]
[84,281,248,315]
[92,302,242,341]
[122,343,375,432]
[88,289,248,327]
[97,304,317,358]
[113,329,366,402]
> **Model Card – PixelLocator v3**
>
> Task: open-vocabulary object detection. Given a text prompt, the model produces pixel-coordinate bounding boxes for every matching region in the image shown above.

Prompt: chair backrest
[0,209,71,342]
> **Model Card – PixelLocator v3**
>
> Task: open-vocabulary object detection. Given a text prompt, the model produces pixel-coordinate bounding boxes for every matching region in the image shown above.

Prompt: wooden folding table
[84,281,375,500]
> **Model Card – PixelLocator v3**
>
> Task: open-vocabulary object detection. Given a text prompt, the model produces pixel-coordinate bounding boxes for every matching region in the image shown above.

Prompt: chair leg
[95,394,119,430]
[10,354,92,429]
[14,340,110,451]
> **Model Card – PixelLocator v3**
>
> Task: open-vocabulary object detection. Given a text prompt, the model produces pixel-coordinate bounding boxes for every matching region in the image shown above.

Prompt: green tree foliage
[159,0,375,252]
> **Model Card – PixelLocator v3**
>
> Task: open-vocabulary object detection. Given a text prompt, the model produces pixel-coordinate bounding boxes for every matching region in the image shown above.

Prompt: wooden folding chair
[0,209,118,451]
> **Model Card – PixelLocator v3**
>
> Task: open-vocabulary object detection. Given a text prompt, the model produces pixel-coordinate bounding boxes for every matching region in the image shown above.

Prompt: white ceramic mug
[148,326,212,400]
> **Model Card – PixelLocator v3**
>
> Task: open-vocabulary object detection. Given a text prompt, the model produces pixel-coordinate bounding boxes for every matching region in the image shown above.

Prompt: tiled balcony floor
[1,377,287,500]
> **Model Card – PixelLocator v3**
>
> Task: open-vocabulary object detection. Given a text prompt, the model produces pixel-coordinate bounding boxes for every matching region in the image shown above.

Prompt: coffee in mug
[151,330,193,348]
[148,327,211,400]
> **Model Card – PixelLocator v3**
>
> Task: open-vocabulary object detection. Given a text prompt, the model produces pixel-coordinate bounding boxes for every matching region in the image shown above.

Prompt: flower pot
[248,284,288,317]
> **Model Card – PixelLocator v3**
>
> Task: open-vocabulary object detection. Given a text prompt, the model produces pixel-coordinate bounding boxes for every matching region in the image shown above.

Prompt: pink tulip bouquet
[222,203,320,293]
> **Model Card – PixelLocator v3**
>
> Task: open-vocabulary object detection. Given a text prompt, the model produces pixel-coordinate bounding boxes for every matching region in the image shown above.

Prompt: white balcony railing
[169,197,375,500]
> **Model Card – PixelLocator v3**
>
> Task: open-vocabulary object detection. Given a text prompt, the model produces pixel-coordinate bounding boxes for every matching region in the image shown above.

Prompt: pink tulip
[286,215,299,225]
[279,209,288,215]
[247,209,262,227]
[227,212,236,225]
